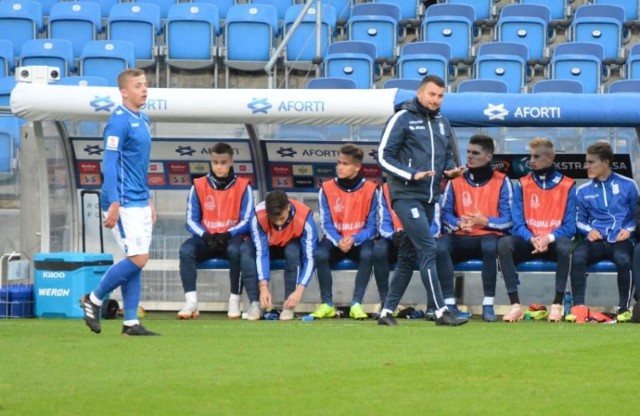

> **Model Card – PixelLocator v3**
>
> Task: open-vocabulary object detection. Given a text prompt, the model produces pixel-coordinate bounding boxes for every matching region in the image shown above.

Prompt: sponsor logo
[484,103,509,121]
[168,163,189,173]
[361,166,381,177]
[90,95,114,112]
[530,194,540,209]
[37,288,70,297]
[42,271,65,279]
[204,195,215,210]
[148,173,166,186]
[78,161,100,173]
[462,191,472,207]
[334,197,344,213]
[277,147,296,158]
[105,136,119,151]
[175,146,196,157]
[142,99,167,110]
[293,177,315,188]
[272,165,292,175]
[248,97,272,114]
[491,160,510,173]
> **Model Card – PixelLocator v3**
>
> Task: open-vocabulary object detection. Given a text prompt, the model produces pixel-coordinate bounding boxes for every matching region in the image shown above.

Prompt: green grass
[1,314,639,415]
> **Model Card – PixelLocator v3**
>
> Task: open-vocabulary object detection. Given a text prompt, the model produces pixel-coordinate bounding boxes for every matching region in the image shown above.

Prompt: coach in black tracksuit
[377,75,468,326]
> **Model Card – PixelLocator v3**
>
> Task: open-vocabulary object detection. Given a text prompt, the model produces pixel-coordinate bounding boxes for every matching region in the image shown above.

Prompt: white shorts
[106,206,153,256]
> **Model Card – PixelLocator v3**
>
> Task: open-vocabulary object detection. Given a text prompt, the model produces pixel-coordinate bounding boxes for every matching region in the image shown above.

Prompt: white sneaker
[227,294,241,319]
[280,308,295,321]
[246,301,262,321]
[177,304,199,320]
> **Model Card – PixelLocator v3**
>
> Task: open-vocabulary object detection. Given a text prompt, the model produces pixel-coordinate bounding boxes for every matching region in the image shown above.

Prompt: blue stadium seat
[518,0,570,26]
[48,1,102,61]
[421,4,476,64]
[550,42,605,93]
[0,0,43,56]
[625,43,640,80]
[251,0,294,21]
[444,0,495,27]
[134,0,178,19]
[531,79,584,93]
[223,4,280,88]
[78,0,118,23]
[0,76,16,107]
[607,79,640,93]
[79,40,136,86]
[108,2,162,84]
[193,0,234,20]
[348,3,400,63]
[38,0,59,18]
[396,41,452,81]
[19,38,75,77]
[0,127,16,176]
[570,4,625,64]
[323,40,377,89]
[474,42,529,93]
[591,0,639,26]
[56,75,109,86]
[0,39,14,77]
[307,77,356,89]
[282,3,336,84]
[456,79,509,93]
[0,114,22,148]
[373,0,420,28]
[497,4,551,63]
[165,3,220,88]
[314,0,351,27]
[383,78,421,90]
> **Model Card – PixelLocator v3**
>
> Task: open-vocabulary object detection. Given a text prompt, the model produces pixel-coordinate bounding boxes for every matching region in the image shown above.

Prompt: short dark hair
[210,142,234,157]
[586,141,614,166]
[419,75,445,89]
[469,134,494,154]
[339,144,364,164]
[265,190,290,219]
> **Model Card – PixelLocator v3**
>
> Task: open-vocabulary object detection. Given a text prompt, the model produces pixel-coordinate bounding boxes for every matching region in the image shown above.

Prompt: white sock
[380,308,394,317]
[229,293,240,302]
[185,291,197,307]
[435,306,447,319]
[483,297,494,306]
[444,297,456,306]
[123,319,139,327]
[89,292,103,306]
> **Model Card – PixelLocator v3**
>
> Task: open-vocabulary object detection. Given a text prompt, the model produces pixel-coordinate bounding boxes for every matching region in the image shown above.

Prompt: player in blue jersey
[80,68,159,336]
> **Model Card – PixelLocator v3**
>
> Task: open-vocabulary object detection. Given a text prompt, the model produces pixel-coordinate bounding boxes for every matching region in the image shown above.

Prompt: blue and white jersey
[100,105,151,210]
[576,172,639,242]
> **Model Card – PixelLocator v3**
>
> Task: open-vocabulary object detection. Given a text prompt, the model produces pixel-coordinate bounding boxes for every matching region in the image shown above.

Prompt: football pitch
[1,313,639,416]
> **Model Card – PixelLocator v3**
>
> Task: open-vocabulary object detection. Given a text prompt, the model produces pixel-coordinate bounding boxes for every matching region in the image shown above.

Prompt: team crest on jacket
[462,191,472,207]
[334,197,344,213]
[439,122,445,135]
[204,195,215,210]
[530,194,540,209]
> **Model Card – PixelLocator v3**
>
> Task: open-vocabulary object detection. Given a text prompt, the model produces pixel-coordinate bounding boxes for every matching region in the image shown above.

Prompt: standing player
[80,68,159,336]
[177,142,253,320]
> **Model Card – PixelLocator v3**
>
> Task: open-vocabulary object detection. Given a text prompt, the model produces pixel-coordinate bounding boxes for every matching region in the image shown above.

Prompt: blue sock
[94,258,141,300]
[121,268,142,321]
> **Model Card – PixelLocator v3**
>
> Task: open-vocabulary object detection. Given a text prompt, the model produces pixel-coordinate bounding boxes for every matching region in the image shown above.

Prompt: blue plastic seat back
[0,76,16,107]
[571,4,625,61]
[0,39,14,77]
[397,41,452,80]
[108,2,161,60]
[383,78,421,90]
[78,0,119,20]
[307,77,357,89]
[0,127,13,173]
[498,4,550,60]
[0,114,21,149]
[0,0,43,56]
[225,4,279,62]
[474,42,528,93]
[251,0,295,21]
[520,0,567,21]
[607,79,640,93]
[373,0,418,21]
[56,75,109,86]
[80,40,136,86]
[532,79,584,93]
[551,42,604,93]
[133,0,177,19]
[314,0,350,25]
[49,1,103,59]
[421,4,476,61]
[324,40,376,89]
[166,3,219,60]
[457,79,509,93]
[283,4,336,64]
[626,44,640,80]
[445,0,491,21]
[19,38,75,75]
[348,3,400,60]
[593,0,638,21]
[193,0,234,20]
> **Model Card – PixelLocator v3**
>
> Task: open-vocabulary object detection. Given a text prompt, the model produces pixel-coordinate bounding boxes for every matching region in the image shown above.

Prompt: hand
[531,236,550,254]
[338,236,354,253]
[461,209,488,228]
[259,285,272,310]
[444,166,466,179]
[103,202,120,229]
[149,199,156,224]
[284,286,304,309]
[213,232,232,246]
[413,171,435,181]
[392,231,405,248]
[587,229,602,242]
[202,232,218,250]
[616,229,630,242]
